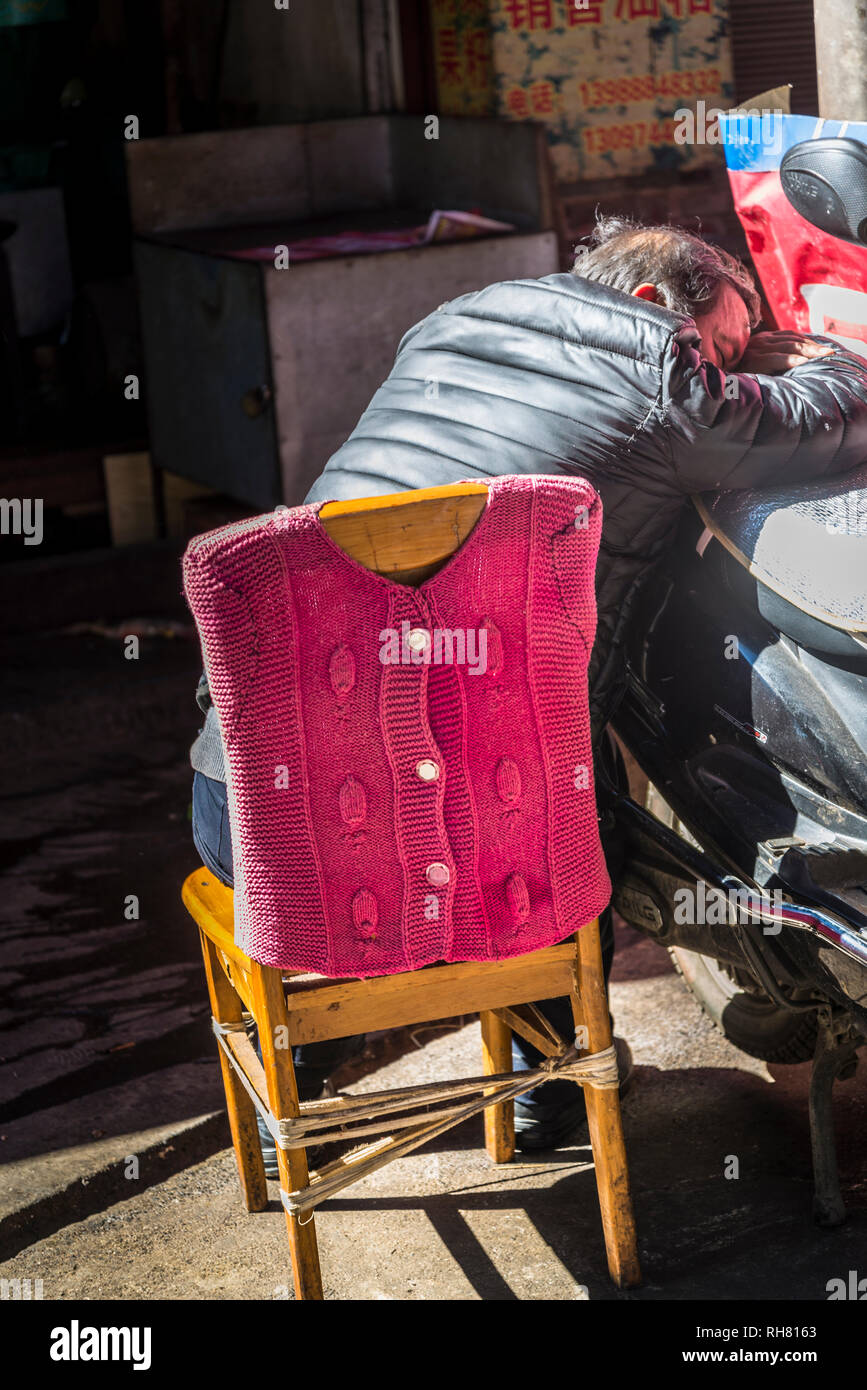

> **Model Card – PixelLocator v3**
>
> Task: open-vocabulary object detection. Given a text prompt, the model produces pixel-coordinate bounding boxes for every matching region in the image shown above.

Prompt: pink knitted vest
[183,474,610,976]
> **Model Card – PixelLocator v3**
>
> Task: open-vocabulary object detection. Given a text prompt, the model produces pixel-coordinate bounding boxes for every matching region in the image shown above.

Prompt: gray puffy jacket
[191,272,867,779]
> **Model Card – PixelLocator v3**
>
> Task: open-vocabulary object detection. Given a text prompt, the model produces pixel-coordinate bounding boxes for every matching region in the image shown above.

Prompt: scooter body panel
[613,504,867,1034]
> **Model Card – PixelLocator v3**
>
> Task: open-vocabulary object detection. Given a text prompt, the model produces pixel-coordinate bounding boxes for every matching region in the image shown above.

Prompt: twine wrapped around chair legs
[273,1041,619,1217]
[210,1008,621,1217]
[538,1042,619,1088]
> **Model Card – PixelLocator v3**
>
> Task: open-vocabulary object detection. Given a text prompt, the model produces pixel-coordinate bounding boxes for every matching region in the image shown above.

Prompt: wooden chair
[182,481,641,1300]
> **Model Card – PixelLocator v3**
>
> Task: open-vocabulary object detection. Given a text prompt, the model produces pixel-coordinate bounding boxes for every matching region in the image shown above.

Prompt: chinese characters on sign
[431,0,734,179]
[499,0,713,25]
[431,0,496,113]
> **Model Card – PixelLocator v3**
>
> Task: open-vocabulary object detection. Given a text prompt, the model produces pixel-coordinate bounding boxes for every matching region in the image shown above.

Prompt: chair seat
[183,868,579,1043]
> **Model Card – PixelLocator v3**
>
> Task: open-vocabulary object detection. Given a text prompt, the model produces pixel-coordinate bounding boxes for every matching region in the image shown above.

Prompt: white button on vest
[415,759,440,782]
[425,862,450,887]
[407,627,430,652]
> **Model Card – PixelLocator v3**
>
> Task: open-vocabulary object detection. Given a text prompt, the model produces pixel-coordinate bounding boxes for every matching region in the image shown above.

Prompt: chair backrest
[183,472,609,978]
[319,481,489,585]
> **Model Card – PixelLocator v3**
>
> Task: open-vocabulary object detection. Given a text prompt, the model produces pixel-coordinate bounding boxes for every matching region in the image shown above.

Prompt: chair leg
[480,1009,515,1163]
[198,931,267,1213]
[277,1146,324,1300]
[571,920,642,1289]
[250,962,324,1301]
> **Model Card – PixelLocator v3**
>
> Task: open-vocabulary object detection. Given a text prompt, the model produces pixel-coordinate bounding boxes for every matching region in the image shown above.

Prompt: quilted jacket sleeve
[663,322,867,493]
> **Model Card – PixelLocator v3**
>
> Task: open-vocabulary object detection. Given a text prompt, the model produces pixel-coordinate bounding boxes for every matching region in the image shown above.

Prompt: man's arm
[663,322,867,493]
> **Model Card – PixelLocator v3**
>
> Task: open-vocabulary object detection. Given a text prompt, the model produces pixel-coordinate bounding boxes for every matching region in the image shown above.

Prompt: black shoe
[514,1091,588,1152]
[257,1109,326,1179]
[512,1037,634,1153]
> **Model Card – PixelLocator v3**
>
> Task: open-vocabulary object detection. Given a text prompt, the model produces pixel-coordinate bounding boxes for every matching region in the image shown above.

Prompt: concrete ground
[1,623,865,1301]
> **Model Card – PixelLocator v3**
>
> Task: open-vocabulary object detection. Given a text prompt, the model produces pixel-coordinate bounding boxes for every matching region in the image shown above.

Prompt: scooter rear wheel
[644,784,819,1064]
[669,944,818,1064]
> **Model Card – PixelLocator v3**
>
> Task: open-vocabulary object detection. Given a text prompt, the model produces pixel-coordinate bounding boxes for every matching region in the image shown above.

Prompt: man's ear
[632,283,662,303]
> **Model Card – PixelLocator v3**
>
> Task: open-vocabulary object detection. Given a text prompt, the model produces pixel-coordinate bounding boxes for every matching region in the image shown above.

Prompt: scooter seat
[695,463,867,634]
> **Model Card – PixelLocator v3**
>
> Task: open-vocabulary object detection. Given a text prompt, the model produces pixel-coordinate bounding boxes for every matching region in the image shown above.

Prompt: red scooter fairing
[722,111,867,353]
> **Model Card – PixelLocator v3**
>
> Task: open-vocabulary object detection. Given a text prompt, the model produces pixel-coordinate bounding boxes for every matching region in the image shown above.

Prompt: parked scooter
[610,138,867,1226]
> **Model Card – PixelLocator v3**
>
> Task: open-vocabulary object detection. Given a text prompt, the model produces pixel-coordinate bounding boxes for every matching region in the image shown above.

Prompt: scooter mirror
[780,138,867,246]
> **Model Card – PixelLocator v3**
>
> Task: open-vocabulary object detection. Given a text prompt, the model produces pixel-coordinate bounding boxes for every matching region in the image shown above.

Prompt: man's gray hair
[573,214,761,327]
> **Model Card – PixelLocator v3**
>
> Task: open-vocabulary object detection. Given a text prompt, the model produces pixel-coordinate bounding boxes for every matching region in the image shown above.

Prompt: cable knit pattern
[183,475,610,976]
